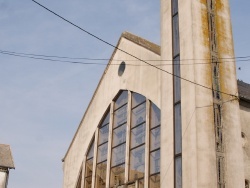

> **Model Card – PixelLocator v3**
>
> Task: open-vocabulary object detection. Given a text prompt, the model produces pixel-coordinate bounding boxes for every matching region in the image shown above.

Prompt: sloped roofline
[62,31,161,161]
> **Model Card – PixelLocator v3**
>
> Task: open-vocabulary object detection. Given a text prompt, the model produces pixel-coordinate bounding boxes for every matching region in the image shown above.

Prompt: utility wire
[31,0,238,99]
[1,49,250,63]
[2,50,250,66]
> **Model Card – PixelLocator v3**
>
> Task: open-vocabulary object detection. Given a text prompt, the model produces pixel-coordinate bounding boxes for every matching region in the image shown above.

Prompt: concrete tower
[160,0,245,188]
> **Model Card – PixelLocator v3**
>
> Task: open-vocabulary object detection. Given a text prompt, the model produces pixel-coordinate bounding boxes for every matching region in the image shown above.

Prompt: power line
[31,0,238,98]
[1,49,250,63]
[3,50,250,66]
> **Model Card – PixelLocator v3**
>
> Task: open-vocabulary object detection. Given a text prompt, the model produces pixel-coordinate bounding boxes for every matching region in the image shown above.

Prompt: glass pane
[132,93,146,108]
[114,104,127,128]
[175,103,182,155]
[128,183,135,188]
[149,174,160,188]
[97,143,108,163]
[101,112,110,127]
[129,145,145,181]
[172,0,178,15]
[138,179,145,188]
[173,14,180,57]
[131,103,146,128]
[87,140,94,160]
[95,162,107,188]
[150,150,160,174]
[175,157,182,188]
[84,176,92,188]
[112,144,126,166]
[112,124,126,147]
[114,91,128,110]
[151,103,161,129]
[110,164,125,187]
[85,158,93,177]
[150,127,160,151]
[99,124,109,145]
[174,56,181,103]
[131,123,146,149]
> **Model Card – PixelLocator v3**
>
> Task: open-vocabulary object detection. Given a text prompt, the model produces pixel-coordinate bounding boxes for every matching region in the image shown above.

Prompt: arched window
[82,90,161,188]
[95,111,110,188]
[110,91,128,187]
[84,139,94,188]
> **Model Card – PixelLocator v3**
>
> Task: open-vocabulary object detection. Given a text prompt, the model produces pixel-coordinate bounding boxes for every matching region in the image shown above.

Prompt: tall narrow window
[76,170,82,188]
[149,103,161,188]
[129,93,146,184]
[84,139,95,188]
[110,91,128,187]
[172,0,182,187]
[246,180,249,188]
[95,112,110,188]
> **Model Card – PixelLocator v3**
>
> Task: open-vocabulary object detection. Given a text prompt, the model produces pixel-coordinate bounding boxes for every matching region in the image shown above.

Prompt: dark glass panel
[112,124,126,147]
[98,124,109,145]
[131,123,146,149]
[174,56,181,103]
[149,174,160,188]
[172,0,178,15]
[138,179,145,188]
[95,162,107,188]
[87,140,95,160]
[114,104,127,128]
[129,145,145,181]
[150,103,161,129]
[132,93,146,108]
[111,143,126,167]
[114,91,128,110]
[110,164,125,187]
[76,170,82,188]
[150,149,160,174]
[175,157,182,188]
[150,127,160,151]
[175,103,182,155]
[131,103,146,128]
[97,142,108,163]
[85,158,93,177]
[173,14,180,57]
[101,112,110,127]
[84,176,92,188]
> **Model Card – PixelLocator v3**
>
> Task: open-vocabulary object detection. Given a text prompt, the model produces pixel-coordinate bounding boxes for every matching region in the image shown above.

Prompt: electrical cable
[31,0,239,98]
[2,50,250,66]
[1,49,250,63]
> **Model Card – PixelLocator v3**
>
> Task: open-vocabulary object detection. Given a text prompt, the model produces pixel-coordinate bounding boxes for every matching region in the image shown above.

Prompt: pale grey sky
[0,1,249,188]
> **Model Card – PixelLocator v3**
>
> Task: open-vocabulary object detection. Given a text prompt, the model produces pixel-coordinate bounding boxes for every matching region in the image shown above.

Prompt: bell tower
[160,0,245,188]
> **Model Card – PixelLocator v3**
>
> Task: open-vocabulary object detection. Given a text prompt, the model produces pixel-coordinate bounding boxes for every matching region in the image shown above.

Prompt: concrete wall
[161,0,244,187]
[0,171,7,188]
[240,104,250,182]
[62,36,161,188]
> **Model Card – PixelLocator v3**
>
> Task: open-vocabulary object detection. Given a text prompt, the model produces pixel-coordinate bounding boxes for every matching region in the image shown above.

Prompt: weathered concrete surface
[62,32,161,188]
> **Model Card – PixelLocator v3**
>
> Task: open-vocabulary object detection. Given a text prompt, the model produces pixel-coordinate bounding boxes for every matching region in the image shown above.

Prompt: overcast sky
[0,1,249,188]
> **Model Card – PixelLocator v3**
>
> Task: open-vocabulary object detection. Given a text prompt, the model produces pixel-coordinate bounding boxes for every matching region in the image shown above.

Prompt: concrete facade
[63,1,250,188]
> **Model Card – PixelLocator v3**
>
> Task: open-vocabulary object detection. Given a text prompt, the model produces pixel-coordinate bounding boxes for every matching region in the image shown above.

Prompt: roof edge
[63,31,161,161]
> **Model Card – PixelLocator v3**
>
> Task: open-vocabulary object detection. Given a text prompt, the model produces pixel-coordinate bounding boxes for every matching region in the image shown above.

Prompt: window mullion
[105,102,114,188]
[125,91,132,183]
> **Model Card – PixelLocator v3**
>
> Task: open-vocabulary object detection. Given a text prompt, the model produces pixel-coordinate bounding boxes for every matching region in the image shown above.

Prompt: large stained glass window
[83,90,161,188]
[84,139,95,188]
[95,112,110,188]
[110,91,128,187]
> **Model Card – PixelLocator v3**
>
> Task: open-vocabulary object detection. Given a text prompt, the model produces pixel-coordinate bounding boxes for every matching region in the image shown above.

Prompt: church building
[62,0,250,188]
